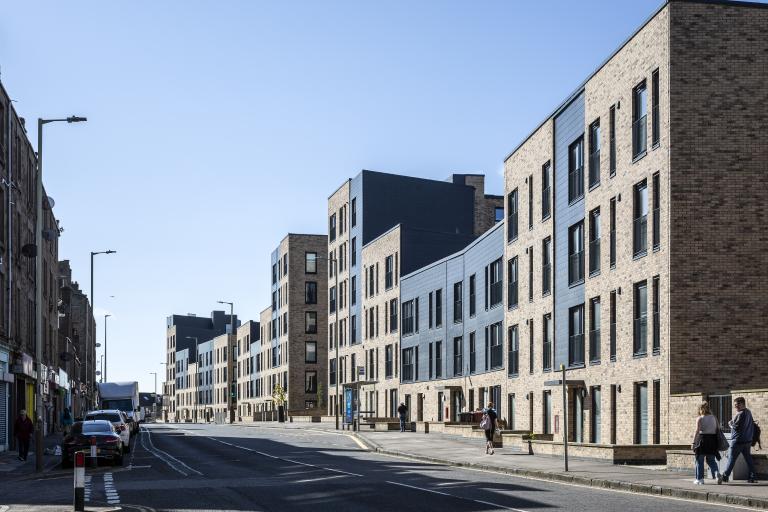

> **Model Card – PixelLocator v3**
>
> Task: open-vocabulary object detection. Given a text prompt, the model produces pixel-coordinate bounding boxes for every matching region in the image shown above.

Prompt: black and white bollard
[90,436,97,468]
[74,451,85,511]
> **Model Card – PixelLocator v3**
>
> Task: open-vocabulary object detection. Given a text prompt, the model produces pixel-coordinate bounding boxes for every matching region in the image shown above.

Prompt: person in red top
[14,410,34,461]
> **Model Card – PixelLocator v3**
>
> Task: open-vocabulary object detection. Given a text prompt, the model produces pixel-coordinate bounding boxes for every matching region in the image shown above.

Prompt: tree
[272,383,287,408]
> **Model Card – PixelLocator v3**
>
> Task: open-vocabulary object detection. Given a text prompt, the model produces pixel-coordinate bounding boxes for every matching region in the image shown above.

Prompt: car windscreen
[101,399,133,412]
[86,414,122,423]
[82,422,113,434]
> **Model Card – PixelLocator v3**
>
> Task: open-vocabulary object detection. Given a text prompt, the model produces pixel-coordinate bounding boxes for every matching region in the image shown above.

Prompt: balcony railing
[589,239,601,275]
[568,166,584,202]
[542,264,551,295]
[633,215,648,257]
[610,322,617,361]
[569,334,585,366]
[491,344,503,369]
[633,316,648,356]
[652,207,660,249]
[569,250,584,284]
[508,351,519,376]
[633,115,647,158]
[543,341,552,371]
[508,212,518,241]
[385,361,393,378]
[589,149,601,187]
[542,186,551,218]
[589,329,601,364]
[402,363,414,382]
[490,281,503,307]
[508,280,518,308]
[453,355,463,376]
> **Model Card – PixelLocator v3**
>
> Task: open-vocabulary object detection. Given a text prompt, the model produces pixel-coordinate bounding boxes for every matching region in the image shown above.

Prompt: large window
[632,80,648,158]
[351,237,357,267]
[305,342,317,364]
[651,69,660,147]
[652,173,660,250]
[568,221,585,285]
[543,313,552,372]
[568,304,585,367]
[508,325,519,377]
[489,258,503,308]
[453,337,463,376]
[633,180,648,257]
[469,275,476,317]
[401,300,415,335]
[305,252,317,274]
[490,322,503,369]
[610,197,617,268]
[453,282,463,323]
[402,348,414,382]
[634,280,648,356]
[329,213,337,242]
[542,161,551,219]
[305,371,317,393]
[610,291,617,361]
[351,197,357,227]
[507,257,518,309]
[435,289,442,327]
[528,174,534,230]
[542,237,552,295]
[652,276,660,354]
[589,208,601,276]
[589,297,601,364]
[305,312,317,334]
[469,332,476,373]
[507,189,518,242]
[528,248,534,302]
[329,286,337,313]
[568,137,584,203]
[305,282,317,304]
[435,341,442,378]
[609,105,616,176]
[385,255,394,289]
[351,276,357,306]
[589,119,601,188]
[385,344,394,378]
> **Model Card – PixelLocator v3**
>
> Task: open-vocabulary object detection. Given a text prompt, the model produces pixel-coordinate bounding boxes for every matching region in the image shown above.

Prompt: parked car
[61,420,124,468]
[85,409,131,453]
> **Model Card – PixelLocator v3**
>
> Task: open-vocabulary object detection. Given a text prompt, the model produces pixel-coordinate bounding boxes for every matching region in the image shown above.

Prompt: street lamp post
[185,336,199,422]
[88,249,115,406]
[104,314,112,382]
[216,301,235,424]
[35,115,86,472]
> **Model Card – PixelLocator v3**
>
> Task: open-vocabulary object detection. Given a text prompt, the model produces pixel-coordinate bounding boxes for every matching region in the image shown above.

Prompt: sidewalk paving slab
[0,433,62,477]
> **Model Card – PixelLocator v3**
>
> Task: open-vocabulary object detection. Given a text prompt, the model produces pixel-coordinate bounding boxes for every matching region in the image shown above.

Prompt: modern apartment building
[327,170,503,418]
[247,234,328,416]
[501,0,767,446]
[234,320,259,420]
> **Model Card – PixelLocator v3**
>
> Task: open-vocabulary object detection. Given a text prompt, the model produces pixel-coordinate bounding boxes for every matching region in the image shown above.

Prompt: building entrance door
[417,394,424,422]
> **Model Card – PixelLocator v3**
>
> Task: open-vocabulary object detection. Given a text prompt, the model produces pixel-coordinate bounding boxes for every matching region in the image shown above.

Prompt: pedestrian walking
[14,410,34,462]
[481,402,498,455]
[61,407,74,435]
[721,397,758,483]
[691,401,722,485]
[397,402,408,432]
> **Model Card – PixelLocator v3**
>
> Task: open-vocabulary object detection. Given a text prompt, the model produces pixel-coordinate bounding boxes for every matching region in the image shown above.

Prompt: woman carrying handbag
[691,401,723,485]
[481,402,498,455]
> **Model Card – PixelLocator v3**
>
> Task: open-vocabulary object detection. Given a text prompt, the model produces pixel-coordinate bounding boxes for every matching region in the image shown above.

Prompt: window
[591,386,602,444]
[385,255,393,289]
[507,189,518,242]
[469,332,476,373]
[652,173,660,250]
[609,197,616,269]
[351,197,357,227]
[389,298,398,332]
[385,344,394,378]
[568,221,585,285]
[305,371,317,393]
[543,313,552,371]
[428,292,434,328]
[453,282,463,323]
[402,348,414,381]
[272,263,277,284]
[651,69,660,147]
[469,275,476,317]
[634,280,648,356]
[589,119,601,188]
[542,161,551,219]
[568,137,584,203]
[329,213,337,242]
[435,341,442,378]
[635,382,649,444]
[351,315,357,344]
[528,175,533,229]
[508,394,516,431]
[589,297,601,364]
[542,237,552,295]
[305,282,317,304]
[494,207,504,222]
[568,304,585,367]
[489,258,503,308]
[305,312,317,334]
[490,322,503,370]
[453,337,463,376]
[610,290,617,361]
[508,256,519,309]
[652,276,660,354]
[589,208,601,276]
[528,248,533,302]
[351,276,357,306]
[401,300,415,335]
[302,253,316,275]
[329,286,337,313]
[435,289,442,327]
[609,105,616,176]
[632,80,648,158]
[633,180,648,257]
[351,237,357,266]
[508,325,519,377]
[528,319,534,373]
[429,344,434,379]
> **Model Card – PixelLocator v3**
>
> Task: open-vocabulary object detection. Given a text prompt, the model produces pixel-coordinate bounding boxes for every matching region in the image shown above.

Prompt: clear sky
[1,0,674,394]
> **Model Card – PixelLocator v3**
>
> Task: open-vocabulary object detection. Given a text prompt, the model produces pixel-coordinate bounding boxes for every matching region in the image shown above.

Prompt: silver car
[85,409,131,453]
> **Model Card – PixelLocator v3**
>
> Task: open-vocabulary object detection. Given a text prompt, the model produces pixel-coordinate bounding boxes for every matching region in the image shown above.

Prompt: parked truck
[97,382,142,432]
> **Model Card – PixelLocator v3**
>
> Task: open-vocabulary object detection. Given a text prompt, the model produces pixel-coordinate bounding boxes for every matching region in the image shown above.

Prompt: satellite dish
[21,244,37,258]
[44,196,55,210]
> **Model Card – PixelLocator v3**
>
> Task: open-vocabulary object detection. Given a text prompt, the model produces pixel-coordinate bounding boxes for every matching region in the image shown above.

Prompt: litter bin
[720,433,749,480]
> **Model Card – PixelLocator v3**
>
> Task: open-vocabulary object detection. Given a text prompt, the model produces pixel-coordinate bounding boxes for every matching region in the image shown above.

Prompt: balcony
[632,115,647,159]
[568,167,584,203]
[491,344,503,369]
[543,341,552,371]
[542,264,551,295]
[589,149,601,188]
[589,329,601,364]
[569,250,584,285]
[652,207,660,250]
[633,316,648,356]
[633,215,648,257]
[569,334,585,367]
[589,239,601,276]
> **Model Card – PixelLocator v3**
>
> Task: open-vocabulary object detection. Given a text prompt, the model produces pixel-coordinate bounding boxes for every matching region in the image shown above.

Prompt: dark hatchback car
[61,420,124,467]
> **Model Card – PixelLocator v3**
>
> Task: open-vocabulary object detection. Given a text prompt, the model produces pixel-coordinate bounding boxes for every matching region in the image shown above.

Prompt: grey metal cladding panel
[361,170,475,245]
[553,91,586,369]
[401,230,476,276]
[350,174,363,321]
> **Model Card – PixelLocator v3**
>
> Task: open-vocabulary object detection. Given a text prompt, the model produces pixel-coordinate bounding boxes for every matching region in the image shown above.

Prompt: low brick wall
[667,449,768,477]
[287,415,321,423]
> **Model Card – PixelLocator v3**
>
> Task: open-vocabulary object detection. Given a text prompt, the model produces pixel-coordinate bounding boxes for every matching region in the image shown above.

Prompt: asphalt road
[0,422,755,511]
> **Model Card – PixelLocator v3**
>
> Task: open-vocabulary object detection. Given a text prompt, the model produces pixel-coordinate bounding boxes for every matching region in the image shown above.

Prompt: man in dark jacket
[722,397,758,483]
[397,403,408,432]
[14,410,34,461]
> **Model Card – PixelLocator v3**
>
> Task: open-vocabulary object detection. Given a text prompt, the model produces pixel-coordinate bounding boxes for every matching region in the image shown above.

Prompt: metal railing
[589,149,600,187]
[589,329,601,363]
[569,166,584,202]
[508,280,518,307]
[508,212,518,241]
[542,263,551,295]
[569,334,585,366]
[569,250,584,284]
[543,341,552,371]
[652,207,660,249]
[542,186,551,218]
[491,344,503,369]
[633,215,648,256]
[589,239,601,275]
[633,316,648,355]
[490,281,503,307]
[610,322,616,361]
[508,350,519,376]
[633,115,647,158]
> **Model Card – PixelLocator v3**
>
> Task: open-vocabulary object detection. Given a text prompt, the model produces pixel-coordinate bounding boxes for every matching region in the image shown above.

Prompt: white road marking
[386,480,531,512]
[294,474,347,483]
[103,472,121,505]
[140,427,202,476]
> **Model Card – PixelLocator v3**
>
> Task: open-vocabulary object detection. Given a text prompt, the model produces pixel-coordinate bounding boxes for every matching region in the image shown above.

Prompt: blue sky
[1,0,668,393]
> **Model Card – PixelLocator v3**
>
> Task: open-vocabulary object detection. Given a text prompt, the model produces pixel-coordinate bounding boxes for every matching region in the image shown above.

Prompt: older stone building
[502,0,768,448]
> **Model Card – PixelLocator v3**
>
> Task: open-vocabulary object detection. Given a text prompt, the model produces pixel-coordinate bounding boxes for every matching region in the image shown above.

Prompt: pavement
[0,432,63,476]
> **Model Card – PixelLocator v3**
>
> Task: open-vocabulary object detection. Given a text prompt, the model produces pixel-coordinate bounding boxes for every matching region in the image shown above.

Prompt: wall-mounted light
[617,385,622,393]
[618,287,622,295]
[618,193,622,202]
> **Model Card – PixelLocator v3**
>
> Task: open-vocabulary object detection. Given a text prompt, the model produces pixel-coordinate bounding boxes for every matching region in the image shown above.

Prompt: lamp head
[67,116,87,123]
